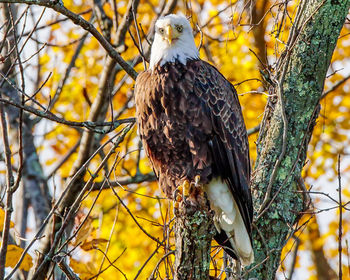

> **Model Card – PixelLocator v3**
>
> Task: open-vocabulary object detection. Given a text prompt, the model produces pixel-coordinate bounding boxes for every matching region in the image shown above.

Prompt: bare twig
[97,204,119,279]
[288,235,300,280]
[322,73,350,99]
[247,124,260,136]
[0,101,14,279]
[0,97,135,133]
[108,179,164,246]
[132,1,146,70]
[115,0,140,50]
[338,154,342,280]
[91,172,156,191]
[4,128,130,280]
[49,29,90,110]
[96,248,127,279]
[8,4,24,193]
[58,155,120,252]
[149,251,175,280]
[88,248,127,280]
[46,139,81,179]
[17,8,92,37]
[134,243,161,280]
[53,255,81,280]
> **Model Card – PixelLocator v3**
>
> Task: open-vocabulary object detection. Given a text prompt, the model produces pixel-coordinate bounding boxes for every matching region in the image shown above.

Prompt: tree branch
[0,92,14,280]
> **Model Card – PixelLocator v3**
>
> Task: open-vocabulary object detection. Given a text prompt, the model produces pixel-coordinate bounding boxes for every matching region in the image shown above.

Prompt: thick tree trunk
[248,0,350,279]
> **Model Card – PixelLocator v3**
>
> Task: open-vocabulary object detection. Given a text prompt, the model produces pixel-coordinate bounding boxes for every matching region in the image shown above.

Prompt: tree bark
[248,0,350,279]
[174,202,215,280]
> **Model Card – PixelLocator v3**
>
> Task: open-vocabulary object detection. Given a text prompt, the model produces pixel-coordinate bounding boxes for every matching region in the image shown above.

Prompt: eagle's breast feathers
[135,61,213,196]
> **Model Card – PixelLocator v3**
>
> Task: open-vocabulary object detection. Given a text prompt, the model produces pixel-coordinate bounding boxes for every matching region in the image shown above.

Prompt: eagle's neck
[149,35,199,69]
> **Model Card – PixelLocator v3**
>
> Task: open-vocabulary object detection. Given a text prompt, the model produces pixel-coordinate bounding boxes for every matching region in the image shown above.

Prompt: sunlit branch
[91,172,157,191]
[107,179,165,246]
[53,255,81,280]
[0,97,15,280]
[49,30,90,110]
[322,73,350,99]
[0,97,135,133]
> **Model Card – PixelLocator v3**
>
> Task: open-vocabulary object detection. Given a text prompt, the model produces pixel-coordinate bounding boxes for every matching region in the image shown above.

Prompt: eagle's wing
[134,70,161,180]
[191,60,253,240]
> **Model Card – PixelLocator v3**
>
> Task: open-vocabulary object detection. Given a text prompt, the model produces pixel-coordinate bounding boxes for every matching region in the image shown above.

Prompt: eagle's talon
[194,175,201,187]
[176,194,182,202]
[173,189,182,215]
[173,188,179,201]
[182,180,190,197]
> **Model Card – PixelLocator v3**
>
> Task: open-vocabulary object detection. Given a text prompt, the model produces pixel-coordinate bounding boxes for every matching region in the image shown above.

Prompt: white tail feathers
[226,201,254,266]
[206,179,254,266]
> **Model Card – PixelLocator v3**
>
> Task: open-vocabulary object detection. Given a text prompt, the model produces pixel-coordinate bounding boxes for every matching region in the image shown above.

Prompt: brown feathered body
[135,59,253,262]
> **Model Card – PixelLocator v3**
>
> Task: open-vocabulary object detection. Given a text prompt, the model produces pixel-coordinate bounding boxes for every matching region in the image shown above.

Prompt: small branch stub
[174,199,215,280]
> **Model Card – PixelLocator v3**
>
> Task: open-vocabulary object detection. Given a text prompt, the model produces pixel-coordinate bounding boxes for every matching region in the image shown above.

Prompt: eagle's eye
[175,25,183,33]
[159,28,164,34]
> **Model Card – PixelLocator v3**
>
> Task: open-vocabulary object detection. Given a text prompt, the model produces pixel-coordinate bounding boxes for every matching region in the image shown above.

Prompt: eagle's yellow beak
[165,25,173,44]
[164,25,181,44]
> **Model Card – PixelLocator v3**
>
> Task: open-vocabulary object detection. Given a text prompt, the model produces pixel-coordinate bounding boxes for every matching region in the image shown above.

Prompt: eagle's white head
[149,14,199,69]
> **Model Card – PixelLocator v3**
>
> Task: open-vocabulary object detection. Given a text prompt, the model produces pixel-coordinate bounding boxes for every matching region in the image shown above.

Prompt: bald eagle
[134,14,254,265]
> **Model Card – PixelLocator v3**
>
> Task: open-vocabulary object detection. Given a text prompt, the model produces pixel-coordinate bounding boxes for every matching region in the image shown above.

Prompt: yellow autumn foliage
[70,258,99,280]
[0,243,33,271]
[0,208,14,231]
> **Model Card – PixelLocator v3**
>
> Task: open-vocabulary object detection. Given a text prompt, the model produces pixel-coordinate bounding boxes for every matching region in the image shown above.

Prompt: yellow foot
[173,179,190,210]
[174,176,203,211]
[174,189,183,210]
